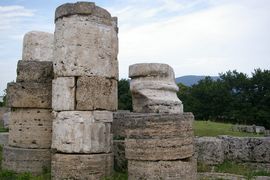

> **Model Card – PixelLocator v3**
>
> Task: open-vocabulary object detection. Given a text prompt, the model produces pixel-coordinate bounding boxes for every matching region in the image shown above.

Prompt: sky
[0,0,270,95]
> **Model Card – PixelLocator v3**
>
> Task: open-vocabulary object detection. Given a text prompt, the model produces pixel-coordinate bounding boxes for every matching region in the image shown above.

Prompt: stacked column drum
[3,31,54,174]
[51,2,118,179]
[126,63,197,180]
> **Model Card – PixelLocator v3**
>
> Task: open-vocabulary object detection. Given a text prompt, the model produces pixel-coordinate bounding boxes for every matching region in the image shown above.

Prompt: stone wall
[112,113,270,173]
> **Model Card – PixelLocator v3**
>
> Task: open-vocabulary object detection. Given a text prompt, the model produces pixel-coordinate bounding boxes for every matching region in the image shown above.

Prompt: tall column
[2,31,54,175]
[51,2,118,179]
[126,63,197,180]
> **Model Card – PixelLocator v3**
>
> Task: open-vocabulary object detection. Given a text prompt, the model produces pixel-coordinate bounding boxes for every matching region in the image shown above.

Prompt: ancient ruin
[129,63,183,113]
[3,1,268,180]
[2,31,54,174]
[50,2,118,179]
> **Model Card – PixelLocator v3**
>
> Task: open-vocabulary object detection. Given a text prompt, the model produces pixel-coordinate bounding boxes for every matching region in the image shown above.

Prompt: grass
[0,123,8,133]
[194,121,264,137]
[0,146,50,180]
[198,160,270,179]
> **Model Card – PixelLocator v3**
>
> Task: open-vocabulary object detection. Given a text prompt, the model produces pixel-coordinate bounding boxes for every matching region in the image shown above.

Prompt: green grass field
[193,121,264,137]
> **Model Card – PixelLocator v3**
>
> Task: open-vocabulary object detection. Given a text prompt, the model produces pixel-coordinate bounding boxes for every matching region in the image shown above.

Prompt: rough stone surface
[55,2,111,21]
[54,7,118,79]
[112,112,194,138]
[113,140,127,172]
[197,173,246,180]
[52,111,112,153]
[125,137,194,161]
[129,63,183,113]
[52,77,75,111]
[2,146,51,175]
[7,82,52,108]
[16,60,53,83]
[76,76,117,111]
[0,132,9,145]
[220,136,270,163]
[22,31,54,62]
[255,176,270,180]
[195,137,224,165]
[128,157,197,180]
[8,109,53,149]
[51,153,113,180]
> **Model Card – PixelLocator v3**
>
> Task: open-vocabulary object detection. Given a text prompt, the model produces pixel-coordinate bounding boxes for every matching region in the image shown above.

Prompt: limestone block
[52,77,75,111]
[51,153,113,180]
[124,113,193,139]
[16,60,53,83]
[52,111,112,153]
[129,63,183,113]
[22,31,54,62]
[220,136,270,163]
[76,76,117,111]
[125,137,194,161]
[195,137,224,165]
[2,146,51,175]
[8,109,53,149]
[54,2,118,79]
[7,82,52,108]
[128,157,197,180]
[113,140,127,172]
[112,112,194,139]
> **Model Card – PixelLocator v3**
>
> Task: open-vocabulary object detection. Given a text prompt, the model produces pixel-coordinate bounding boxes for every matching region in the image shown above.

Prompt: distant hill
[176,75,219,86]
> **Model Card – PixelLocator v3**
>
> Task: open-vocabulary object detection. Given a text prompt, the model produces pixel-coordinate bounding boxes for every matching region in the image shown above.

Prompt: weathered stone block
[195,137,224,165]
[125,137,194,161]
[8,109,53,149]
[125,113,193,139]
[51,153,113,180]
[112,112,194,139]
[76,76,117,111]
[16,60,53,83]
[220,136,270,163]
[7,82,52,108]
[128,157,197,180]
[54,2,118,79]
[129,63,183,113]
[52,77,75,111]
[22,31,54,62]
[52,111,112,153]
[2,146,51,175]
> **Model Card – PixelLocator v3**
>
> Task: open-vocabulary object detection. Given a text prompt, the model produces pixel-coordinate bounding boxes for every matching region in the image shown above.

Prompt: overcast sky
[0,0,270,95]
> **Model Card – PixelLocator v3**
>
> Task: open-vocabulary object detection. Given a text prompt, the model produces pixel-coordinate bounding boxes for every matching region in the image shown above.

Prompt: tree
[118,79,132,110]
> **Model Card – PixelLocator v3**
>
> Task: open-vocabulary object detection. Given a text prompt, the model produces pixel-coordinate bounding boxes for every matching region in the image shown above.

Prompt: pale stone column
[125,63,196,180]
[51,2,118,179]
[129,63,183,113]
[2,31,54,175]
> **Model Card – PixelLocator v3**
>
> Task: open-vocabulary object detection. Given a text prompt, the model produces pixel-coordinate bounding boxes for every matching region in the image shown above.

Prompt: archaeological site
[0,1,269,180]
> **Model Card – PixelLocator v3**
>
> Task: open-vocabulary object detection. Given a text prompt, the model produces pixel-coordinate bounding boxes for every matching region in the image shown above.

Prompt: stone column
[125,63,196,180]
[2,31,53,175]
[129,63,183,113]
[51,2,118,179]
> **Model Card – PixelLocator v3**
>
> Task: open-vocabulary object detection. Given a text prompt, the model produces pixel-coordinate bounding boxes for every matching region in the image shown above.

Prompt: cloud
[108,0,270,78]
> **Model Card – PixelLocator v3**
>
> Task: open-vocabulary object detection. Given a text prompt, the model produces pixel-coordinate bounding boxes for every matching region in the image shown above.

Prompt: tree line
[118,69,270,129]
